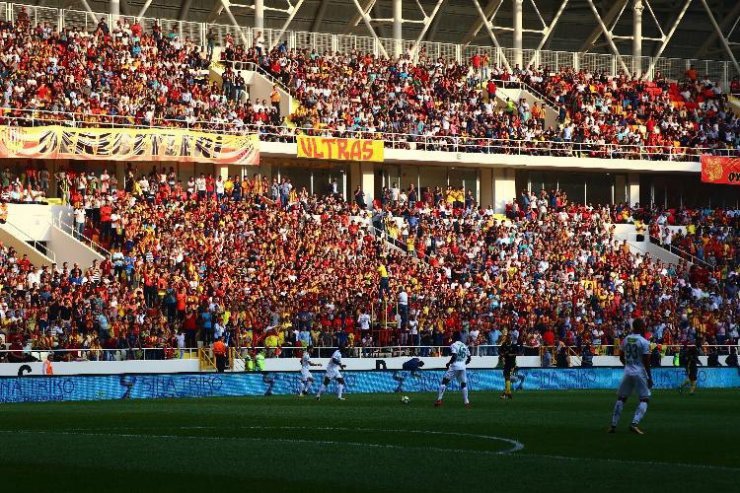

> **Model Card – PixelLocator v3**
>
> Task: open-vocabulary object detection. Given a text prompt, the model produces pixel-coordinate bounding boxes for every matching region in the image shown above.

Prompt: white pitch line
[0,428,521,457]
[1,428,737,473]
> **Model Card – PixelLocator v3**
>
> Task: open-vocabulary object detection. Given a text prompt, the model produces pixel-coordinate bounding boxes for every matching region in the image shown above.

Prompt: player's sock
[316,385,326,397]
[632,401,648,425]
[436,384,446,401]
[690,382,696,394]
[505,381,511,395]
[462,386,469,405]
[611,400,624,427]
[337,383,345,399]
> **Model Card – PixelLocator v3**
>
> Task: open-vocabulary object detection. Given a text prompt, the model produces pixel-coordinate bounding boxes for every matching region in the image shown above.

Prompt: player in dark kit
[679,339,701,395]
[500,332,518,400]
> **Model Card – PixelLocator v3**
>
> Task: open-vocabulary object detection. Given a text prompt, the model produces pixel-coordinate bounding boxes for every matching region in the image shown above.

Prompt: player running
[679,339,702,395]
[315,345,347,401]
[435,339,472,407]
[298,346,321,397]
[609,318,653,435]
[499,332,518,400]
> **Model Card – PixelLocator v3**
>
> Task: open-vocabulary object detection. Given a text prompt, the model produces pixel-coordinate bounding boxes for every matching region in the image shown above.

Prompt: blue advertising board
[0,368,738,404]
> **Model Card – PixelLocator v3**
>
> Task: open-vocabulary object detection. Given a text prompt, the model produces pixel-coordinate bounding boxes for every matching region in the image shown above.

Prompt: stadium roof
[60,0,740,62]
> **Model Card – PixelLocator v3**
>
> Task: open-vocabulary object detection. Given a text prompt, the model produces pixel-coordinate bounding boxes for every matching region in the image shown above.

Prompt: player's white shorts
[324,367,342,380]
[300,368,313,382]
[617,374,651,399]
[443,368,468,385]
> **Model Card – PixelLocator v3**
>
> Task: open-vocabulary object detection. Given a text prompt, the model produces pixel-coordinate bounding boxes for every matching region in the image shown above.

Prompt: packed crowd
[0,9,736,161]
[0,10,282,130]
[508,64,738,157]
[0,166,51,203]
[650,208,739,272]
[232,46,739,158]
[1,167,737,363]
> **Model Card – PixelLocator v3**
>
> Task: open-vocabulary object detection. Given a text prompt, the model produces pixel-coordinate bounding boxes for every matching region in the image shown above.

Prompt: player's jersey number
[624,342,640,364]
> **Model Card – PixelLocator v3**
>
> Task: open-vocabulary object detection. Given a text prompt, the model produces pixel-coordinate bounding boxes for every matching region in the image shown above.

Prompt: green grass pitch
[0,389,737,492]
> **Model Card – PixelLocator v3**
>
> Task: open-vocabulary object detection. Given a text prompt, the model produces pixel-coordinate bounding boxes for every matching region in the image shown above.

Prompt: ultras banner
[297,135,384,162]
[700,155,740,185]
[1,368,738,403]
[0,126,259,165]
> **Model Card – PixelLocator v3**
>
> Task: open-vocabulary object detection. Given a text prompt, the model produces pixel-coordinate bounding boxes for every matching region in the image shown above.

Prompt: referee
[499,332,518,400]
[680,339,702,395]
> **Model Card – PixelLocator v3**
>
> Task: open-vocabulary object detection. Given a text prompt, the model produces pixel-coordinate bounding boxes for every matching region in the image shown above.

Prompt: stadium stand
[0,2,737,366]
[0,10,735,159]
[0,166,737,363]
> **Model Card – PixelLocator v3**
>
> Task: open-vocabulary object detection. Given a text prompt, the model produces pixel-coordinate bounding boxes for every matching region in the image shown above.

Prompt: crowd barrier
[1,368,738,403]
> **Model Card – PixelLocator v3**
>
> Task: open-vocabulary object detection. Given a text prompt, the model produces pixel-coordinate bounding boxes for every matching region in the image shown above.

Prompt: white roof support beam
[527,0,569,67]
[585,0,631,75]
[220,0,250,46]
[699,0,740,75]
[311,0,330,32]
[408,0,446,59]
[345,0,377,33]
[350,0,389,57]
[644,0,692,77]
[138,0,153,18]
[472,0,511,71]
[579,0,628,53]
[462,0,503,46]
[695,1,740,58]
[178,0,194,21]
[269,0,305,50]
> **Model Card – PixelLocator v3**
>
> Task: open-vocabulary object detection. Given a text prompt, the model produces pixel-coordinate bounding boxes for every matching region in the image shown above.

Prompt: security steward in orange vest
[213,337,227,373]
[43,354,54,375]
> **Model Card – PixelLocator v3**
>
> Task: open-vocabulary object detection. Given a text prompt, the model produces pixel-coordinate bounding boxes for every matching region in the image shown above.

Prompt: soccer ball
[401,395,410,404]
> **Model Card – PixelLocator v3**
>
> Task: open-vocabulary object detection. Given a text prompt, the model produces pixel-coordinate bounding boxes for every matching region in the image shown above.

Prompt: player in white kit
[435,339,472,407]
[299,346,321,396]
[609,318,653,434]
[315,346,347,400]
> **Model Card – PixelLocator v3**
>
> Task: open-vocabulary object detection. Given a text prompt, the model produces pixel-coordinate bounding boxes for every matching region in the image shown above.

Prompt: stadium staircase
[0,204,103,267]
[492,81,559,129]
[612,224,685,266]
[0,221,55,266]
[209,49,297,122]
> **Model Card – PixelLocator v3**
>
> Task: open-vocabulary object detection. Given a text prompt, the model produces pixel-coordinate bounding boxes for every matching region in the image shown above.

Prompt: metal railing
[491,79,559,111]
[2,2,737,89]
[0,347,199,362]
[3,343,737,363]
[649,235,733,272]
[219,60,299,100]
[51,213,111,258]
[0,219,55,262]
[1,108,737,162]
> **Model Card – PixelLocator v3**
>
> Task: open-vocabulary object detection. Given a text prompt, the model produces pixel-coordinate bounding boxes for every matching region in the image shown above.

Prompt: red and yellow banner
[0,126,259,165]
[297,135,384,162]
[701,155,740,185]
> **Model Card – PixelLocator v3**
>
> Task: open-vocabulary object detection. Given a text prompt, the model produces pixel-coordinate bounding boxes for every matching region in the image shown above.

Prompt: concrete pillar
[362,163,375,206]
[479,167,494,210]
[614,174,626,204]
[513,0,524,68]
[632,0,643,76]
[216,164,229,180]
[110,0,120,17]
[255,0,265,31]
[627,173,640,207]
[393,0,403,57]
[493,168,516,213]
